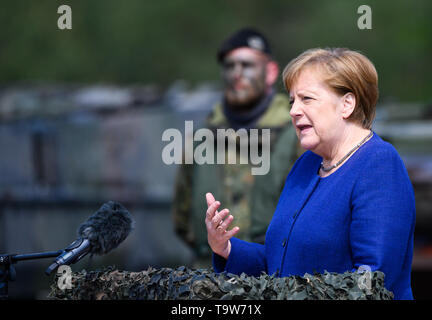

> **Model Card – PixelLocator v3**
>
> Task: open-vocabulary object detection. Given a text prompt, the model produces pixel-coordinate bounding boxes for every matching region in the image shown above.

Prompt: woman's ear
[341,92,356,119]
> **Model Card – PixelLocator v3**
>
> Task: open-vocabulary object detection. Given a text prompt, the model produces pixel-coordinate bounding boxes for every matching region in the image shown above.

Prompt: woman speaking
[204,48,416,300]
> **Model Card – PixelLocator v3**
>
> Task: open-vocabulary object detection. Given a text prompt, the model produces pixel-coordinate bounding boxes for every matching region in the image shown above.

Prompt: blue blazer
[214,133,416,300]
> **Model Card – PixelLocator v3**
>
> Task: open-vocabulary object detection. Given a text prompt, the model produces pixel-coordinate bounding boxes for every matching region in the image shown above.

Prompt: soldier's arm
[172,163,195,247]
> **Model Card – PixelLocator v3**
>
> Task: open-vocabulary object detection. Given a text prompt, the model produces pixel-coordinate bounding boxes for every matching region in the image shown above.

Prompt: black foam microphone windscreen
[77,200,134,256]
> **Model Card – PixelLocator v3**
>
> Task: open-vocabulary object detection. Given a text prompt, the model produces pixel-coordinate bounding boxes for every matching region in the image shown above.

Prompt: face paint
[222,48,268,109]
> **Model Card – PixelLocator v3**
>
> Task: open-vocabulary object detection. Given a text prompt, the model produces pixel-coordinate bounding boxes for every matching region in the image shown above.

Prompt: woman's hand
[205,192,240,260]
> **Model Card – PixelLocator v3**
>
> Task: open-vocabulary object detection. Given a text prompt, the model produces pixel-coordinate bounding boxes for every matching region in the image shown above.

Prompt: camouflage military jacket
[173,93,299,258]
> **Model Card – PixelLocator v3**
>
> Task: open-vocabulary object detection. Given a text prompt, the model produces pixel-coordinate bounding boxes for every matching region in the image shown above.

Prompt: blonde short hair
[282,48,378,129]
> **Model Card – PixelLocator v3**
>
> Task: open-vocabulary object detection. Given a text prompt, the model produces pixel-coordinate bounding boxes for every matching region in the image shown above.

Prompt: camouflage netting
[48,266,394,300]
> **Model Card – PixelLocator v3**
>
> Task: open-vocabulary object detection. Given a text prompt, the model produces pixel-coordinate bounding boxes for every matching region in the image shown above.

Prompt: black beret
[217,28,272,63]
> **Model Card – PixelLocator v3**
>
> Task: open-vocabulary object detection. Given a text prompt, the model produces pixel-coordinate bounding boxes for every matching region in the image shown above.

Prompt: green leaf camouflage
[48,266,394,300]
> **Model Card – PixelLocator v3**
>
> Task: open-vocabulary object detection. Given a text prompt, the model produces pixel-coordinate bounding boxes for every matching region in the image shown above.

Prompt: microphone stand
[0,250,63,300]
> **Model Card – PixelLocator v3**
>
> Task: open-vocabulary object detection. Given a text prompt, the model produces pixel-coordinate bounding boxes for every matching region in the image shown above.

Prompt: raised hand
[205,192,240,259]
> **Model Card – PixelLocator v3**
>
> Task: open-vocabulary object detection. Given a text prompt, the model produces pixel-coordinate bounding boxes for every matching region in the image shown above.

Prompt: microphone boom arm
[0,249,64,300]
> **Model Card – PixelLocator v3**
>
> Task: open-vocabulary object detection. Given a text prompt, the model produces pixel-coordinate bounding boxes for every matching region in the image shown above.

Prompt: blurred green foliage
[0,0,430,102]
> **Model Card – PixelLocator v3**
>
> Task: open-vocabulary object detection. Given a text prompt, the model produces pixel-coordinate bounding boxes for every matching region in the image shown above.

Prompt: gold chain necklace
[320,131,373,173]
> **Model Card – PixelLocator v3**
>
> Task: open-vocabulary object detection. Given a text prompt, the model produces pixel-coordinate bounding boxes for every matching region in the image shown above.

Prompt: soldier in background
[173,28,300,267]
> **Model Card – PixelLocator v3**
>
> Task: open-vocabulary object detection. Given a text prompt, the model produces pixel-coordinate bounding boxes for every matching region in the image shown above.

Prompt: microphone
[45,201,134,275]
